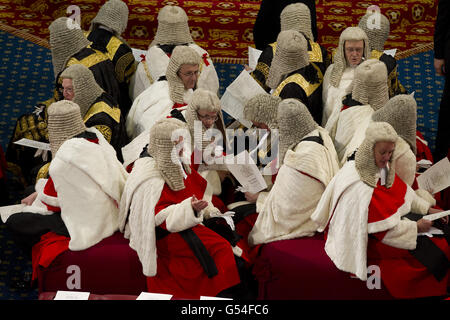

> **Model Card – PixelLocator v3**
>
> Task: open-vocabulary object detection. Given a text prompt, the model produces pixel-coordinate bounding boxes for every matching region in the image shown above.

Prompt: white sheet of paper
[247,46,262,71]
[0,204,26,223]
[418,227,444,237]
[417,159,433,169]
[121,128,151,168]
[131,48,147,62]
[417,157,450,194]
[200,296,232,300]
[54,291,90,300]
[383,48,397,57]
[423,210,450,221]
[14,138,50,151]
[136,292,173,300]
[220,70,268,128]
[224,150,267,193]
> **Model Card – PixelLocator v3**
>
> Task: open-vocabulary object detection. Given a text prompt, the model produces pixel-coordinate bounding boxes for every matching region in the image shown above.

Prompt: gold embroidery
[83,101,121,123]
[67,48,109,68]
[105,36,122,60]
[142,59,154,85]
[308,41,323,63]
[370,50,384,60]
[36,162,50,181]
[273,71,321,98]
[94,124,112,142]
[115,52,136,83]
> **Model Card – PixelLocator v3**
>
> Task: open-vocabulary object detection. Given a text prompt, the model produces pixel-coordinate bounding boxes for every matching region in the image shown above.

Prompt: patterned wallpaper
[0,0,439,61]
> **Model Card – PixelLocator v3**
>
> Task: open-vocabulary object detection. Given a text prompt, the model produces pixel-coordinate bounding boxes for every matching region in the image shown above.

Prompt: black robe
[272,63,324,124]
[251,40,329,93]
[87,27,136,116]
[6,47,123,187]
[83,92,129,162]
[433,0,450,161]
[370,50,407,98]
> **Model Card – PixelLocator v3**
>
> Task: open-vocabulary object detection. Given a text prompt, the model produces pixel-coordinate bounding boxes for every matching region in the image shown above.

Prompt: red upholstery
[37,232,147,295]
[252,234,394,300]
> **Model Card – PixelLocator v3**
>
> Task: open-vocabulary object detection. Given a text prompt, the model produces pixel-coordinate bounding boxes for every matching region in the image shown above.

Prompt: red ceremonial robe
[146,168,240,299]
[367,176,450,299]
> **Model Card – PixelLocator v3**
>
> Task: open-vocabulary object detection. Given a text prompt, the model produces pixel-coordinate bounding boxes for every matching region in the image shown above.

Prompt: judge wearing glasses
[126,46,202,139]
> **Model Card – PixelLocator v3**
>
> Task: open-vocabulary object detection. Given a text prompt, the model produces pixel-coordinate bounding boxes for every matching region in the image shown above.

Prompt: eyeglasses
[59,87,74,94]
[197,113,218,121]
[178,70,200,78]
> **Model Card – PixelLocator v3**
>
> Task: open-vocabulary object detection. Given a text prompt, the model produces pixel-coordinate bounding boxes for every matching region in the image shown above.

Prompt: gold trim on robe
[83,101,121,123]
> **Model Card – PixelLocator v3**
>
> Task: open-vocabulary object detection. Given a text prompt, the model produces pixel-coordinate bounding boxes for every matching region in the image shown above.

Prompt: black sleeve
[278,82,308,103]
[434,0,450,59]
[250,45,274,92]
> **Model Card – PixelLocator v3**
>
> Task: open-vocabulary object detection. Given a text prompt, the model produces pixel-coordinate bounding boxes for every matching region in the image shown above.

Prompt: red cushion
[37,232,147,295]
[252,234,394,300]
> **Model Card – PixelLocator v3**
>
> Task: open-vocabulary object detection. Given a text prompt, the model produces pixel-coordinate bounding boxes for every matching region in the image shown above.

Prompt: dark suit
[434,0,450,161]
[253,0,317,50]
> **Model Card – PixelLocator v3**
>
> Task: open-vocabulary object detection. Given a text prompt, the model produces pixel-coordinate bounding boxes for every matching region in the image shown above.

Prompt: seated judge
[6,100,127,261]
[242,93,282,188]
[86,0,136,116]
[130,5,218,101]
[248,98,339,246]
[311,122,450,299]
[34,64,129,181]
[126,45,201,139]
[328,59,389,164]
[266,30,324,124]
[358,9,407,97]
[118,118,243,299]
[251,3,328,93]
[322,26,370,127]
[5,17,121,187]
[372,94,419,188]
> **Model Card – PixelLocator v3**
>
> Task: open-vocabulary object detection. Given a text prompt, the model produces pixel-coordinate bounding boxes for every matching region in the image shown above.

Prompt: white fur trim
[410,193,431,214]
[227,201,251,210]
[163,197,203,233]
[381,219,417,250]
[39,191,60,208]
[50,130,128,251]
[415,188,436,207]
[333,104,373,163]
[200,170,222,195]
[323,66,355,129]
[249,165,324,246]
[256,191,269,213]
[119,157,165,277]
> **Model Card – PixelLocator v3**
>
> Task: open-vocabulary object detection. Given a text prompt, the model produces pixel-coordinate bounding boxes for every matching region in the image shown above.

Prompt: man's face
[178,64,199,90]
[197,110,218,129]
[61,78,75,100]
[373,141,395,169]
[344,40,365,66]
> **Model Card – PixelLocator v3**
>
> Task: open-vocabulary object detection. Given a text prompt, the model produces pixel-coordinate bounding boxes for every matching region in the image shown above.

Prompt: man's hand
[244,191,259,203]
[21,192,37,206]
[417,218,433,233]
[191,195,208,212]
[434,58,445,76]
